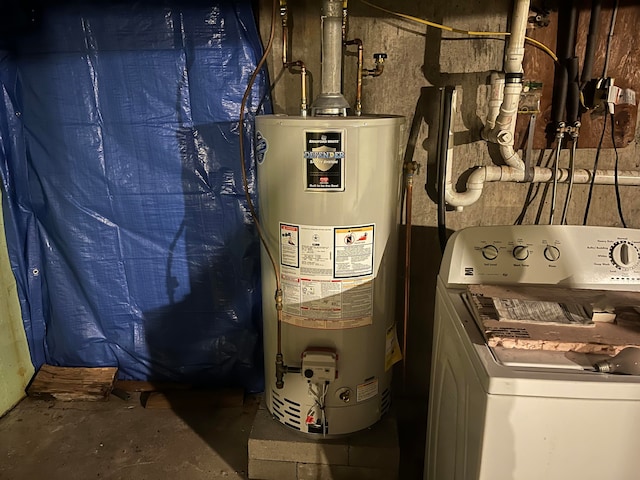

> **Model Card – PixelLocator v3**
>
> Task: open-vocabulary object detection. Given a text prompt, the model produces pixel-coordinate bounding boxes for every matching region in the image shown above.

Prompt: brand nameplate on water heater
[305,131,344,191]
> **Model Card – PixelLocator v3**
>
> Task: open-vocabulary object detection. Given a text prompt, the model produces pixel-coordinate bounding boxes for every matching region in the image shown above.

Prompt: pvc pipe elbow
[444,167,487,208]
[499,144,525,170]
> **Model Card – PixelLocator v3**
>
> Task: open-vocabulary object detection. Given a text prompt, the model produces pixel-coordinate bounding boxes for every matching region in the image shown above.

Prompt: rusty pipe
[344,39,363,116]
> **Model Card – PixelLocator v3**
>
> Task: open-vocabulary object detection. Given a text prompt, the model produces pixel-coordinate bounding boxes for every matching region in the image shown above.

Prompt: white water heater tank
[255,114,404,436]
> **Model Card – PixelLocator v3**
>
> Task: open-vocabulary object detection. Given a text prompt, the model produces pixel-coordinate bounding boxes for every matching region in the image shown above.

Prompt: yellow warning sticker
[385,324,403,372]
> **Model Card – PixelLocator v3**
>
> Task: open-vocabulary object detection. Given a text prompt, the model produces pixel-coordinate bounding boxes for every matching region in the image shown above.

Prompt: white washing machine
[425,225,640,480]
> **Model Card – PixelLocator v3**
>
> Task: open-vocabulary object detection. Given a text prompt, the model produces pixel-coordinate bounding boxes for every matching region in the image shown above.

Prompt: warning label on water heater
[279,222,374,329]
[305,131,344,191]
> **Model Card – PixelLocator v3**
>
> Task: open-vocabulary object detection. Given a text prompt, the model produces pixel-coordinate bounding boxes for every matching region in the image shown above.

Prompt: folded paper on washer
[492,297,595,326]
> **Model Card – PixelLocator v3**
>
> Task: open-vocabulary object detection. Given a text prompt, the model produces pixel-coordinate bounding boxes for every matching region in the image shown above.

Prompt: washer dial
[610,241,639,269]
[481,245,499,260]
[512,245,530,261]
[543,245,560,262]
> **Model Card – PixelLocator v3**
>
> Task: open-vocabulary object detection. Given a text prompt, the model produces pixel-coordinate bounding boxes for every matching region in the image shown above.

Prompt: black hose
[551,68,568,125]
[437,86,455,254]
[557,0,579,61]
[550,0,578,126]
[580,0,602,89]
[566,57,580,124]
[611,113,627,228]
[583,114,607,225]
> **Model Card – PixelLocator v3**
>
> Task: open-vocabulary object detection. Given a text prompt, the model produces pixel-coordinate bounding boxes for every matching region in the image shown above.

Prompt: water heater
[255,115,403,435]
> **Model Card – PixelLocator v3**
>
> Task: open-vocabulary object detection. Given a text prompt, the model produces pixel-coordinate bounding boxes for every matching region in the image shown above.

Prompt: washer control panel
[443,225,640,289]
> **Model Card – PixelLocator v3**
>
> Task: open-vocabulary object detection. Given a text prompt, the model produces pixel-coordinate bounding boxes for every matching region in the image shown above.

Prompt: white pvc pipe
[504,0,529,74]
[483,0,530,170]
[444,0,640,211]
[484,72,505,132]
[445,165,640,209]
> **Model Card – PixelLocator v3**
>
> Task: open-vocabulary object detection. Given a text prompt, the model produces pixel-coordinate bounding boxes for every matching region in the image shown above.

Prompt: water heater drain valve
[301,349,338,383]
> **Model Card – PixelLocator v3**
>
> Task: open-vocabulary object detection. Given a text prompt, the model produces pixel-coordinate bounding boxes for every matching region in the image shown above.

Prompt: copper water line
[284,61,308,116]
[344,39,363,116]
[238,0,289,388]
[280,0,288,66]
[281,1,308,116]
[403,161,417,389]
[342,1,348,40]
[364,53,385,77]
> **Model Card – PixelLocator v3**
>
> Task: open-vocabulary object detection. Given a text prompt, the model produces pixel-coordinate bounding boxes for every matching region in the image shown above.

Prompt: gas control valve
[301,348,338,383]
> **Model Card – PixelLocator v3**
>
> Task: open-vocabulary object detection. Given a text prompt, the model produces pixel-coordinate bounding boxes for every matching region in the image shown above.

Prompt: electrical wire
[514,149,553,225]
[583,0,619,226]
[359,0,559,63]
[583,113,607,225]
[602,0,619,78]
[611,113,627,227]
[306,382,329,437]
[322,382,328,437]
[533,148,558,225]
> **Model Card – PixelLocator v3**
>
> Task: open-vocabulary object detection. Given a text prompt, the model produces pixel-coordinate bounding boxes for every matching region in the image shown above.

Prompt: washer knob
[610,242,639,269]
[544,245,560,262]
[481,245,499,260]
[512,245,529,261]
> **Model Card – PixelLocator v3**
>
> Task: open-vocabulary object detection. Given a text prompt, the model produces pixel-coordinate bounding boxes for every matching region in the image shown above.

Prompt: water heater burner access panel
[443,225,640,289]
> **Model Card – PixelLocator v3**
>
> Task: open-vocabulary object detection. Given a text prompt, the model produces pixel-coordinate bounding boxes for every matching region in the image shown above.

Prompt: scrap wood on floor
[27,364,118,401]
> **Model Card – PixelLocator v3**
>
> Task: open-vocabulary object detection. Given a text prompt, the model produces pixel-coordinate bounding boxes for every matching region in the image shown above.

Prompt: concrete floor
[0,393,426,480]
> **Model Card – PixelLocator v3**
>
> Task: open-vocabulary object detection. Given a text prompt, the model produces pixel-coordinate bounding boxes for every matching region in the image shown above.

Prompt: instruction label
[334,225,374,278]
[356,378,379,403]
[280,224,299,268]
[305,131,344,191]
[279,222,375,329]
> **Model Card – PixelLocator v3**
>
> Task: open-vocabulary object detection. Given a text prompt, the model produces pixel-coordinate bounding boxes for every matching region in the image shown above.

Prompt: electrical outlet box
[301,349,337,383]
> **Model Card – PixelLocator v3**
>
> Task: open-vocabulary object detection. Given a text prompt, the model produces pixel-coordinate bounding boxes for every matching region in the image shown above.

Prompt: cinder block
[249,402,399,478]
[248,458,297,480]
[249,407,349,465]
[298,463,398,480]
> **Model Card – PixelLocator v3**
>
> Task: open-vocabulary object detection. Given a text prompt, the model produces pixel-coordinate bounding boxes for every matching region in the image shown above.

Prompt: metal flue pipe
[313,0,350,115]
[322,0,343,95]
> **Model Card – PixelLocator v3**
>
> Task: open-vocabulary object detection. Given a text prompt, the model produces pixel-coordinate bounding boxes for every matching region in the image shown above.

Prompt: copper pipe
[402,162,417,390]
[342,0,349,41]
[364,55,385,77]
[280,0,288,66]
[285,61,308,116]
[300,63,307,115]
[344,39,363,116]
[238,0,285,386]
[281,1,307,116]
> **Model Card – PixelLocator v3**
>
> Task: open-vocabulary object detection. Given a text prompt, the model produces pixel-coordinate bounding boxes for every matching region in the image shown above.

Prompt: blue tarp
[0,1,268,391]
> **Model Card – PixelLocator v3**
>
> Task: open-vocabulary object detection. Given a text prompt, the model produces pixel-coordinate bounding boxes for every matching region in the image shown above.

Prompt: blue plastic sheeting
[0,1,269,391]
